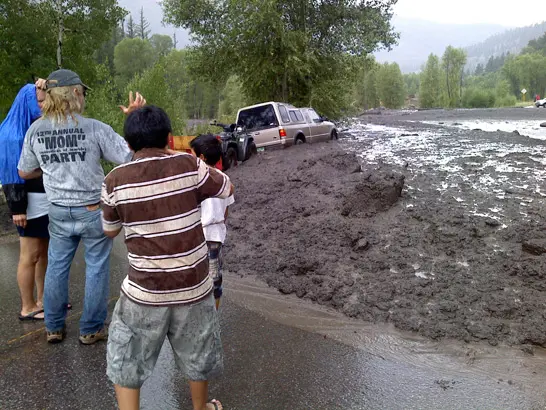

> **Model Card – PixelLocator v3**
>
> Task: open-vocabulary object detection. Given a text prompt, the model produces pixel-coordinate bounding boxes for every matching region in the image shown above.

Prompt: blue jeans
[44,204,113,335]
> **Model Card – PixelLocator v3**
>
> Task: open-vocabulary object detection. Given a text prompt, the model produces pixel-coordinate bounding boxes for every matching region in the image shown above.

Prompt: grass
[514,101,534,107]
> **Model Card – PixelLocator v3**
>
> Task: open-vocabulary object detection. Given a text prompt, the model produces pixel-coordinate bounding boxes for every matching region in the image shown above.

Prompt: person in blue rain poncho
[0,82,50,321]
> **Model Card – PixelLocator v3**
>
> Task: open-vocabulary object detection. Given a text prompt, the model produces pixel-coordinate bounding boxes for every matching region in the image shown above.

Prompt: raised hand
[119,91,147,115]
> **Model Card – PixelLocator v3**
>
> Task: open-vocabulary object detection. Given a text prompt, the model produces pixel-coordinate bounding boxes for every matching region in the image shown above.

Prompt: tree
[419,54,442,108]
[173,32,178,49]
[376,63,405,109]
[162,0,398,117]
[126,15,136,38]
[41,0,125,68]
[150,34,174,58]
[136,7,150,40]
[474,63,484,76]
[404,73,420,96]
[353,58,380,110]
[442,46,467,107]
[114,38,156,86]
[218,76,247,119]
[502,52,546,99]
[95,23,125,75]
[0,0,124,118]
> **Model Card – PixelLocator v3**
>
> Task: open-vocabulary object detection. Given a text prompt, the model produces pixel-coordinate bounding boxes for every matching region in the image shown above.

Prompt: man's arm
[18,168,42,180]
[195,159,233,203]
[18,129,42,179]
[101,180,122,238]
[99,92,147,165]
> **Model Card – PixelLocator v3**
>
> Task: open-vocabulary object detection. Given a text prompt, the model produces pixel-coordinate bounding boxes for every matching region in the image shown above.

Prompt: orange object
[169,135,223,171]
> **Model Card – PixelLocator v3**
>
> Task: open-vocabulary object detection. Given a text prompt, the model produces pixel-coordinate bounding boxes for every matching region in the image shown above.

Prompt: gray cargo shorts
[106,292,223,389]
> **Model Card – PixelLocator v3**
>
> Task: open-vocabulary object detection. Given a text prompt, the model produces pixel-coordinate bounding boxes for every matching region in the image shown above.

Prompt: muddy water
[225,109,546,347]
[226,275,546,408]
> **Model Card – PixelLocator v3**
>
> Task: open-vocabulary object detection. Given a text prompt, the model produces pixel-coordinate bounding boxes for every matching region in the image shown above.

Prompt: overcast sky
[117,0,545,47]
[393,0,545,26]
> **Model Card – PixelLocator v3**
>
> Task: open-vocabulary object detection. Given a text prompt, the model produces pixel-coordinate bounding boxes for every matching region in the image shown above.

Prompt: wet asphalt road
[1,235,546,410]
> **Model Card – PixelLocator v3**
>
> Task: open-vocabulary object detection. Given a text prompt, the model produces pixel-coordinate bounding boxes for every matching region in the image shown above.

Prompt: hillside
[465,21,546,70]
[374,17,507,73]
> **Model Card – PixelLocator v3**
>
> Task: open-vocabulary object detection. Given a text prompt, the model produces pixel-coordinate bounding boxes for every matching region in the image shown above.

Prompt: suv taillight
[279,128,287,138]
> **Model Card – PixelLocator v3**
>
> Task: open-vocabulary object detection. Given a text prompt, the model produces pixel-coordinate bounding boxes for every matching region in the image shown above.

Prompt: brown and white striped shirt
[101,148,231,306]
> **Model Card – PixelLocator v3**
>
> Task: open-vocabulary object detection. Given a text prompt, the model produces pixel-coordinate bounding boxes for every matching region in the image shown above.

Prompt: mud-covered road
[225,108,546,347]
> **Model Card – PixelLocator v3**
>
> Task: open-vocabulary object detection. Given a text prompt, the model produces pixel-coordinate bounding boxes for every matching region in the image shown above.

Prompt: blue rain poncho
[0,84,41,185]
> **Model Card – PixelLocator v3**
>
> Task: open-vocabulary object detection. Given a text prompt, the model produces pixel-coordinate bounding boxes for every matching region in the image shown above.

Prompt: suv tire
[245,142,257,161]
[224,146,238,171]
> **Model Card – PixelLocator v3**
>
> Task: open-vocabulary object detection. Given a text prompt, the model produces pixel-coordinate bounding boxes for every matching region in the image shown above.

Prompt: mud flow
[225,108,546,347]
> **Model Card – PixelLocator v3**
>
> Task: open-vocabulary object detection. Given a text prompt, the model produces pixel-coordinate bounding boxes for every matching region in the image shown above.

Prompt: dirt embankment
[225,140,546,347]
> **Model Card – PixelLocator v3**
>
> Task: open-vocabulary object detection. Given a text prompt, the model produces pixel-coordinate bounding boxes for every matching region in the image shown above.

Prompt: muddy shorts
[207,242,223,300]
[106,292,223,389]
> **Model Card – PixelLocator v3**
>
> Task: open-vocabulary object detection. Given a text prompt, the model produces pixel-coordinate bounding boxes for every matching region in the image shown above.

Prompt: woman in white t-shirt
[0,82,50,321]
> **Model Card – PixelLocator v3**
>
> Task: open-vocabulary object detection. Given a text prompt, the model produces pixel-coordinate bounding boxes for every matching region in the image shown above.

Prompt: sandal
[19,309,44,321]
[208,399,223,410]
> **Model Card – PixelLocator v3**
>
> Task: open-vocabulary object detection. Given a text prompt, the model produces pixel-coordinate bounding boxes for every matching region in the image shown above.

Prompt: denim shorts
[107,292,223,389]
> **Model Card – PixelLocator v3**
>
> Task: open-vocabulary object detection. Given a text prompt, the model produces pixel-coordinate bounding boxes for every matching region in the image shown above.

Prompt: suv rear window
[237,104,279,130]
[278,105,290,123]
[289,110,304,122]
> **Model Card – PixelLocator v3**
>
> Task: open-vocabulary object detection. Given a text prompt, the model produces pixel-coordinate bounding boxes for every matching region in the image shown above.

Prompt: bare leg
[114,385,140,410]
[18,237,43,317]
[34,238,48,308]
[189,381,223,410]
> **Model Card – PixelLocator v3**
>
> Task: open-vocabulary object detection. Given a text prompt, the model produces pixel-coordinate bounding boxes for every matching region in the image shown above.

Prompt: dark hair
[190,133,222,166]
[123,105,172,152]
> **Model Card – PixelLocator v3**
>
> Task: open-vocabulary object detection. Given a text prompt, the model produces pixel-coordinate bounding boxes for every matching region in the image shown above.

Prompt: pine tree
[127,15,135,39]
[173,32,178,49]
[137,7,151,40]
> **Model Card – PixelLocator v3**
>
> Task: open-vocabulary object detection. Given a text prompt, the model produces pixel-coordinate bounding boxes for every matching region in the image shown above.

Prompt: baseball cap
[46,69,90,90]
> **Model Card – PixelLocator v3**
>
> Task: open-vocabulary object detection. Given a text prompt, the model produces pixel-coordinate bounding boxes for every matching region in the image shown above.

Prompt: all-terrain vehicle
[210,121,257,171]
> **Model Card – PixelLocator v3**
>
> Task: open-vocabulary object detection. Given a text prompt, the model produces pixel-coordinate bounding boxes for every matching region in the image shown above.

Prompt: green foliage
[126,59,186,134]
[404,73,420,96]
[162,0,399,118]
[419,54,442,108]
[502,52,546,98]
[0,0,124,118]
[495,94,517,107]
[85,63,124,134]
[218,76,248,119]
[484,53,508,73]
[353,58,380,111]
[376,63,406,109]
[462,88,495,108]
[442,46,467,107]
[114,38,156,86]
[522,32,546,55]
[150,35,174,59]
[126,15,136,39]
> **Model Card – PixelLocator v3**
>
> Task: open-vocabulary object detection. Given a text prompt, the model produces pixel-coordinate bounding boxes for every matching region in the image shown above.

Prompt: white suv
[235,102,338,149]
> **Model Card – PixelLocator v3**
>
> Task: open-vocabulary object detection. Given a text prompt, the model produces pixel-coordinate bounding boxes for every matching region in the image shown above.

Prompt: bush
[495,94,517,107]
[462,88,495,108]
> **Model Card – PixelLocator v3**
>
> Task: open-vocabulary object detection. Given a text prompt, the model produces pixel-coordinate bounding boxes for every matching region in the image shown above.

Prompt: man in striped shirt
[101,106,231,410]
